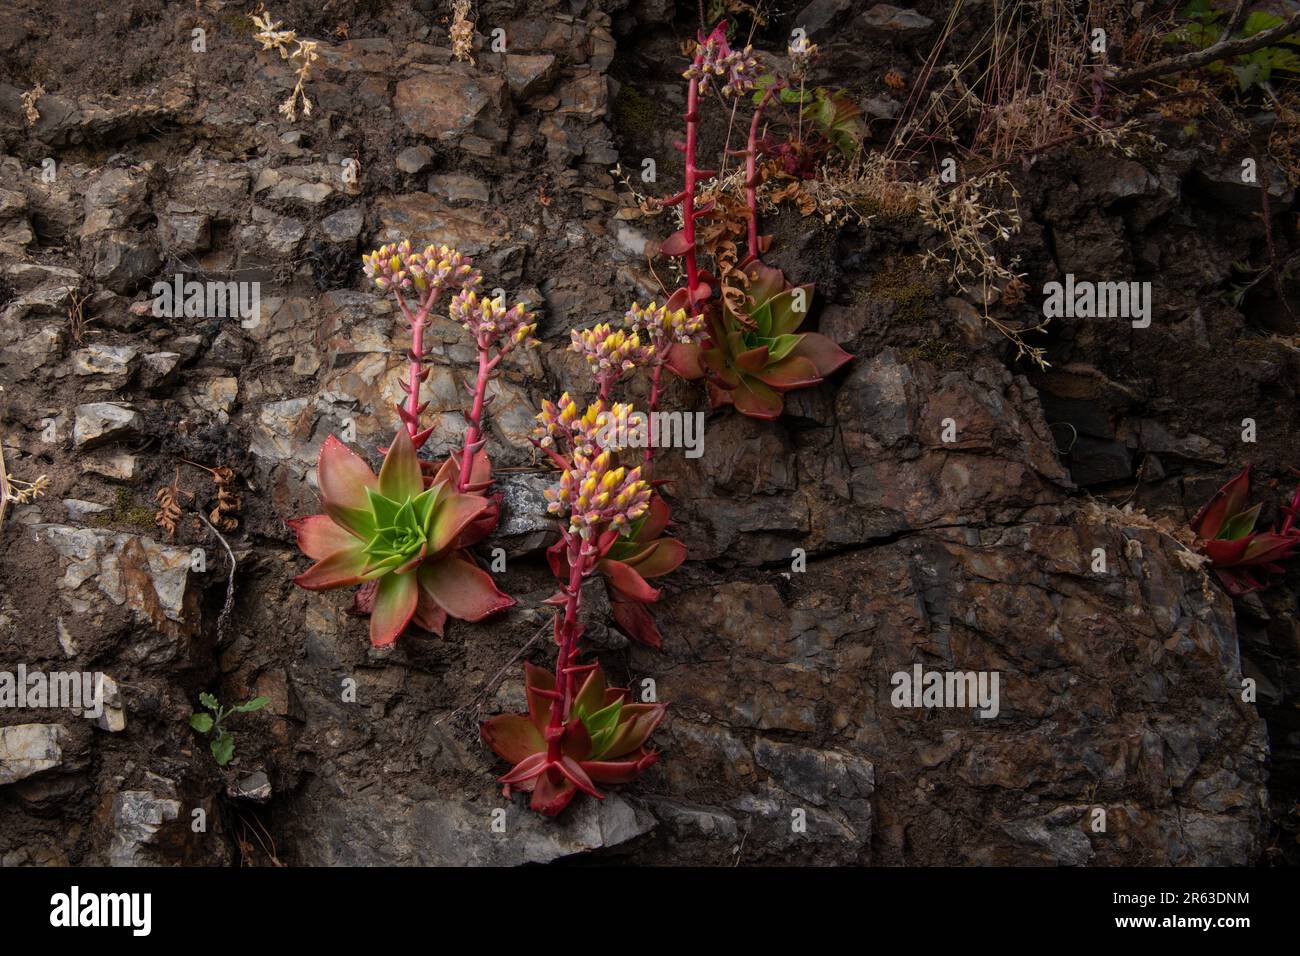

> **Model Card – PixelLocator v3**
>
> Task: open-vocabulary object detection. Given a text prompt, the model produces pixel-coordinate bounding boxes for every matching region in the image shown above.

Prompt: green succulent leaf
[189,713,214,733]
[211,732,235,766]
[1219,503,1261,541]
[580,699,624,758]
[766,333,803,362]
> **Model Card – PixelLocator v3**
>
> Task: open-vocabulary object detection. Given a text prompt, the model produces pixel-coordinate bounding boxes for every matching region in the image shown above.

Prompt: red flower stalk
[547,494,686,648]
[449,289,538,492]
[363,242,480,451]
[742,82,778,266]
[1191,467,1300,596]
[660,24,748,316]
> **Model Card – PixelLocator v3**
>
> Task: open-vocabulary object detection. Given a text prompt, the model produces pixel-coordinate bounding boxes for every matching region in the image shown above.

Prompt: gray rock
[73,402,142,448]
[505,54,558,99]
[30,524,201,651]
[81,450,139,482]
[73,344,138,377]
[90,230,159,293]
[428,172,490,205]
[94,675,126,733]
[395,145,434,174]
[0,724,64,785]
[795,0,856,37]
[859,4,934,37]
[320,205,365,243]
[108,784,181,866]
[287,784,655,865]
[62,498,111,521]
[393,65,509,147]
[230,771,272,803]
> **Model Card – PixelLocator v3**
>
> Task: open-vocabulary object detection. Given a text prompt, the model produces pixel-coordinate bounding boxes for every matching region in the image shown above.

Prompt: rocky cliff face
[0,0,1294,866]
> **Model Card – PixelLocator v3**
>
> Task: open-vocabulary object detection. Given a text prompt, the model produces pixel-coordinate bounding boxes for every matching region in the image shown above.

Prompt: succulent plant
[548,495,685,648]
[289,427,513,646]
[480,663,665,816]
[1191,467,1300,596]
[670,261,851,419]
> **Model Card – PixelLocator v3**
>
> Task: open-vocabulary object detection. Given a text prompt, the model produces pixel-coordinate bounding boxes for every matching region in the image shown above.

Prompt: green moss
[854,194,920,226]
[904,338,964,370]
[867,258,935,326]
[89,487,157,531]
[614,84,659,139]
[219,12,259,37]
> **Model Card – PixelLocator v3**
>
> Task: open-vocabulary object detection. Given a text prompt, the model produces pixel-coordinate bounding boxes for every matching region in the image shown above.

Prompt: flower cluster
[450,289,539,351]
[684,26,762,97]
[361,240,481,298]
[624,300,706,349]
[788,35,819,81]
[570,324,656,390]
[534,393,637,458]
[545,445,652,541]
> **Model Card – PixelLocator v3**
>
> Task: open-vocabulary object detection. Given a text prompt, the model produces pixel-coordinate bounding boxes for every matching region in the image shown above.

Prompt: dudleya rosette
[289,427,513,646]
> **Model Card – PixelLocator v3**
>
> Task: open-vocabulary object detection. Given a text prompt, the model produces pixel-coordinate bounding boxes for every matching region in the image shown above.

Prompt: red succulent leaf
[317,435,379,537]
[410,589,448,636]
[377,427,424,502]
[601,559,660,603]
[732,375,784,419]
[574,668,608,718]
[524,662,556,729]
[369,570,419,647]
[618,537,687,579]
[659,228,693,257]
[767,284,816,337]
[556,755,602,798]
[1191,468,1252,540]
[664,287,692,313]
[640,495,672,541]
[529,765,579,816]
[561,717,592,761]
[293,546,370,591]
[742,260,786,306]
[602,703,667,760]
[500,751,549,788]
[417,553,515,622]
[1202,537,1252,566]
[609,591,665,649]
[735,344,771,374]
[481,714,545,765]
[790,332,853,377]
[1240,532,1300,565]
[288,514,361,560]
[666,341,706,380]
[754,354,823,391]
[428,492,491,555]
[584,753,654,784]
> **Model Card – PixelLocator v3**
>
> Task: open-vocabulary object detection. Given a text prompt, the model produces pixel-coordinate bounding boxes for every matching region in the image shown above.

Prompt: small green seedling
[189,692,269,766]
